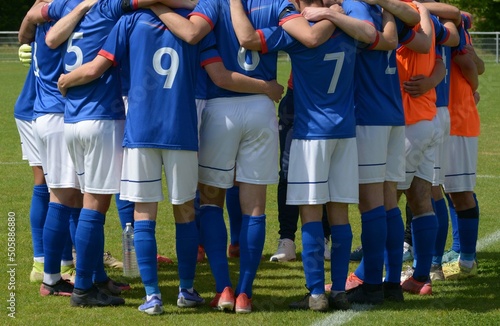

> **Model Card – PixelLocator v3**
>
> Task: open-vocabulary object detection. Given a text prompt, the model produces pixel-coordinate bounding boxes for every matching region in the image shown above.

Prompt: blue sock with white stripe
[30,184,49,259]
[226,186,242,246]
[236,214,265,298]
[384,207,404,283]
[330,224,353,292]
[355,206,386,284]
[135,220,160,296]
[176,221,199,289]
[411,214,438,280]
[432,198,449,265]
[301,221,324,295]
[199,205,231,292]
[74,209,105,290]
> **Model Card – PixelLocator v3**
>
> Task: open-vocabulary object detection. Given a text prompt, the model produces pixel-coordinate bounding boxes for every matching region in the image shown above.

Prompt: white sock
[60,260,74,266]
[147,293,162,301]
[43,273,61,285]
[459,259,474,268]
[34,257,44,263]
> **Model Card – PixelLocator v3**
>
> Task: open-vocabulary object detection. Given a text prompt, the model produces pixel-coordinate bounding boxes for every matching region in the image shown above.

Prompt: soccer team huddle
[15,0,483,316]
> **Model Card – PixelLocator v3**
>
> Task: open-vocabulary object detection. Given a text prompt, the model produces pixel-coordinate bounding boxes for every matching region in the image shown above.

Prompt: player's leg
[226,183,242,257]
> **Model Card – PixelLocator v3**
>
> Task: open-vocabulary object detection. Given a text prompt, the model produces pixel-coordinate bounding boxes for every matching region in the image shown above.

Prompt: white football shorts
[356,125,405,184]
[398,117,441,190]
[32,114,79,189]
[431,106,450,186]
[286,138,359,205]
[198,95,279,188]
[120,147,198,204]
[15,118,41,166]
[65,119,124,194]
[444,136,478,193]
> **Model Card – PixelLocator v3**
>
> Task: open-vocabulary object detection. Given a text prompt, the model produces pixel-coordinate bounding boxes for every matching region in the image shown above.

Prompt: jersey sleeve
[44,0,69,21]
[189,0,218,30]
[199,31,222,67]
[342,1,378,49]
[100,0,129,21]
[395,17,416,45]
[256,26,296,54]
[431,15,450,45]
[98,14,131,66]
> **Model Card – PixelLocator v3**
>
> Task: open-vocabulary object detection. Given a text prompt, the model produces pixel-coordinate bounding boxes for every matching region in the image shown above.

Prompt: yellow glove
[18,44,32,67]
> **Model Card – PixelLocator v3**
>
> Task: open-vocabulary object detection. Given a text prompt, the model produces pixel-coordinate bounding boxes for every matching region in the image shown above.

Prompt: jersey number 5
[65,32,83,72]
[153,47,179,89]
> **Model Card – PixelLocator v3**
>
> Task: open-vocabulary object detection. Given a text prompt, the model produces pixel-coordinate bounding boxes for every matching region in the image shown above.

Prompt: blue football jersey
[48,0,130,122]
[100,9,220,150]
[265,26,358,139]
[14,63,36,121]
[342,2,405,126]
[191,0,299,99]
[32,21,66,119]
[435,45,451,107]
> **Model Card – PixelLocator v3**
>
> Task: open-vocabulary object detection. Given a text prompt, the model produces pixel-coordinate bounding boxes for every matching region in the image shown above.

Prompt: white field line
[311,228,500,326]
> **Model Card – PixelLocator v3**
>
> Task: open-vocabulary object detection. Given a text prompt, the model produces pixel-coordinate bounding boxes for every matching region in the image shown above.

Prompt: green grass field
[0,61,499,325]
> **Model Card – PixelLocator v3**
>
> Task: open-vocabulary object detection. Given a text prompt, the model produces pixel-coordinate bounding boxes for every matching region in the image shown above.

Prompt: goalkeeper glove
[18,44,32,67]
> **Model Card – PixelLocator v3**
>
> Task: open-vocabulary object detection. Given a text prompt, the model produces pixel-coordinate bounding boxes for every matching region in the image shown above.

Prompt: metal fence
[1,31,499,63]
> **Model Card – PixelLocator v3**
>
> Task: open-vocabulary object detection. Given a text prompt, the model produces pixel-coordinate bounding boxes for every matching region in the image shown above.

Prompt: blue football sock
[355,206,386,285]
[432,198,449,265]
[445,194,460,253]
[301,222,324,295]
[74,209,105,291]
[330,224,353,292]
[93,226,108,284]
[226,186,242,246]
[43,202,72,275]
[236,214,265,298]
[176,221,199,289]
[457,207,479,261]
[199,205,231,292]
[30,184,49,259]
[384,207,404,283]
[61,227,74,262]
[135,220,159,296]
[411,214,438,280]
[115,195,134,229]
[69,208,80,247]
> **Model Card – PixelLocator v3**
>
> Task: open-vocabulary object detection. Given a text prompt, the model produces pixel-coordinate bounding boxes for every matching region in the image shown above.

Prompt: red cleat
[157,254,173,265]
[197,245,206,263]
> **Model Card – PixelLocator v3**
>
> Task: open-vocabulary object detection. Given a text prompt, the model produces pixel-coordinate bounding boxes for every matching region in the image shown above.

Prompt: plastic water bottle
[122,223,139,277]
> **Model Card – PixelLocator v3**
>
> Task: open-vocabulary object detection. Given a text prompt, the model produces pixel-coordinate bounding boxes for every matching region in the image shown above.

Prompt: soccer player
[396,1,459,295]
[442,12,484,280]
[13,50,50,284]
[18,0,104,297]
[400,1,462,282]
[149,0,334,313]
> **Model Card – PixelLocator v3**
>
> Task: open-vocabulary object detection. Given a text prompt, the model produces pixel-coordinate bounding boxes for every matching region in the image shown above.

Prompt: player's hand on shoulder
[473,91,480,105]
[18,44,32,67]
[265,80,284,103]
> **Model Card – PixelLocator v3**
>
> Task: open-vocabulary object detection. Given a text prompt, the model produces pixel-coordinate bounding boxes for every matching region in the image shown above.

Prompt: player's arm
[18,0,51,44]
[453,52,479,91]
[402,2,432,54]
[228,0,261,50]
[464,44,485,75]
[372,9,397,51]
[420,1,461,27]
[361,0,420,26]
[57,55,113,96]
[149,3,211,45]
[402,58,445,98]
[205,62,284,102]
[45,0,98,49]
[301,5,377,44]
